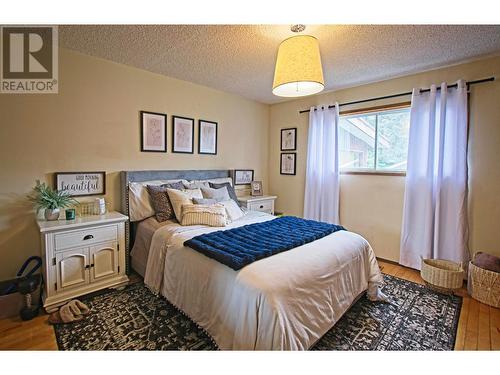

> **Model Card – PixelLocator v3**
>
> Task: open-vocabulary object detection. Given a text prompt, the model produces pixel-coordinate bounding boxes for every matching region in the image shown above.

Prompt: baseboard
[377,256,469,285]
[376,256,400,266]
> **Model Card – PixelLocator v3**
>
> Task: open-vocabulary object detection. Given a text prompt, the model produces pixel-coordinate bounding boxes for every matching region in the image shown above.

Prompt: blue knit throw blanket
[184,216,345,270]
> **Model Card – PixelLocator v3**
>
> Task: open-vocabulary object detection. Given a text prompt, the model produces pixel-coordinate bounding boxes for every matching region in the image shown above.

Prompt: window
[339,106,410,173]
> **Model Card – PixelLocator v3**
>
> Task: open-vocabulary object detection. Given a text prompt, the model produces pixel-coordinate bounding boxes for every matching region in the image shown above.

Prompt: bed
[121,170,385,350]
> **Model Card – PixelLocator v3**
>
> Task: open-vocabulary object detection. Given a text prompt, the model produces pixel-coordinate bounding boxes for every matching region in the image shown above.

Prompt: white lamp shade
[272,35,324,97]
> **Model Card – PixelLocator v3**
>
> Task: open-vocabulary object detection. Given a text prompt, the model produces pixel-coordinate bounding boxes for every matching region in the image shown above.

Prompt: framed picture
[140,111,167,152]
[172,116,195,153]
[233,169,254,185]
[198,119,218,155]
[251,181,263,196]
[280,153,297,175]
[281,127,297,151]
[55,171,106,197]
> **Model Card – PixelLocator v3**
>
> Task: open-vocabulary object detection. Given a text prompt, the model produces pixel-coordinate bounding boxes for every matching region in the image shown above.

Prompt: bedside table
[238,195,277,215]
[37,211,129,312]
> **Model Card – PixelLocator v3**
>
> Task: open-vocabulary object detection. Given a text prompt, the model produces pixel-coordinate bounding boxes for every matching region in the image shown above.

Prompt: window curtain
[400,81,469,270]
[303,104,340,224]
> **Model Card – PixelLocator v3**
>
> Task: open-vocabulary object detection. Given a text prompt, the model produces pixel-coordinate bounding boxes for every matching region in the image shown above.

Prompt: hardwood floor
[0,261,498,350]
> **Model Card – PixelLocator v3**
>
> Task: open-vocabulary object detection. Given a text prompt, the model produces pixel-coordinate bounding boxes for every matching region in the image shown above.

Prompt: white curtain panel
[400,81,469,270]
[303,105,340,224]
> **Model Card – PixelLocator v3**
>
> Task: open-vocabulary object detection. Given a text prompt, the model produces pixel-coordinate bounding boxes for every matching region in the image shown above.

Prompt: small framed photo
[55,171,106,197]
[233,169,254,185]
[251,181,263,196]
[172,116,195,153]
[280,153,296,175]
[281,127,297,151]
[140,111,167,152]
[198,119,218,155]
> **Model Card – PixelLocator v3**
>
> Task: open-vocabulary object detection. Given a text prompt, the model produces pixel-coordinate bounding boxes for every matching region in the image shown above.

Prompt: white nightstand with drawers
[238,195,277,215]
[37,211,129,312]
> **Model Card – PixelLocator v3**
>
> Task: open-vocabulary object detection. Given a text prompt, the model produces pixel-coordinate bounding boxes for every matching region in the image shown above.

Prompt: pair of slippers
[48,299,90,324]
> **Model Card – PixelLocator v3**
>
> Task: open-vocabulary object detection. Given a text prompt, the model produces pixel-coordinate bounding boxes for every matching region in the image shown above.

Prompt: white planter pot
[44,208,60,221]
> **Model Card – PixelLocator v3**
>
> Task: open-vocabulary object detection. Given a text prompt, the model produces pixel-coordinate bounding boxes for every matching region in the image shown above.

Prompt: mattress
[143,211,385,350]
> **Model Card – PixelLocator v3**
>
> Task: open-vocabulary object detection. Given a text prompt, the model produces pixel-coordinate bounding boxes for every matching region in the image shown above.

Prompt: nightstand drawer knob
[260,205,264,209]
[83,234,94,241]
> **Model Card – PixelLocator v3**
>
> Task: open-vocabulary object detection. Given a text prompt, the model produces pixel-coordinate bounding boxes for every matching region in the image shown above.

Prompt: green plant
[29,180,78,212]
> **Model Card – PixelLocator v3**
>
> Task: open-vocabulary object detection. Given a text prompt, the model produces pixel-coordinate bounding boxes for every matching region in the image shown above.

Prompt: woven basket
[468,259,500,308]
[421,258,464,293]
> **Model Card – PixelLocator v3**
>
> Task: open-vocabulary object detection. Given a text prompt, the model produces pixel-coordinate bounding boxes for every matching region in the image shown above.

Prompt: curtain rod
[298,77,495,114]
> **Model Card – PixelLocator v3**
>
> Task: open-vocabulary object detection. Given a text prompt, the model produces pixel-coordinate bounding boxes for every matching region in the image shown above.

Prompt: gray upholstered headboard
[120,169,231,273]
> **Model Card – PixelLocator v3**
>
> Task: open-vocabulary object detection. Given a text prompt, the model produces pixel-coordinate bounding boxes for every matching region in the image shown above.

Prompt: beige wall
[269,56,500,262]
[0,48,269,279]
[1,48,498,279]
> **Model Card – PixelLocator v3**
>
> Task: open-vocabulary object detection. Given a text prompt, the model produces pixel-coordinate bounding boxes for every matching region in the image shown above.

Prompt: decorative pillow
[219,199,244,222]
[183,181,210,189]
[201,186,231,202]
[128,179,187,221]
[209,182,240,206]
[146,182,185,222]
[166,188,203,222]
[193,197,218,205]
[195,177,233,187]
[181,203,227,227]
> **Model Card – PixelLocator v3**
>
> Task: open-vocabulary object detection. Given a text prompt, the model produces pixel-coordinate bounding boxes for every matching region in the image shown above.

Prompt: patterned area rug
[54,274,461,350]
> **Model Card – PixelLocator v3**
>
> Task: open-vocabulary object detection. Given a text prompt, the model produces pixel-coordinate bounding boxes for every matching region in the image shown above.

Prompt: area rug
[54,274,462,350]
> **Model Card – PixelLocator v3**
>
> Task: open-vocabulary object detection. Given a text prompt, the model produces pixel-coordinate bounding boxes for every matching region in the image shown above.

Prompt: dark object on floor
[0,256,43,320]
[53,274,461,351]
[2,256,42,295]
[472,252,500,273]
[18,274,42,321]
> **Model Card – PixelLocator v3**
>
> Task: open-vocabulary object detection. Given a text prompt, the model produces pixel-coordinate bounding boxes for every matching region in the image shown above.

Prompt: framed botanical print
[198,119,218,155]
[233,169,254,185]
[140,111,167,152]
[281,127,297,151]
[172,116,194,153]
[280,153,296,175]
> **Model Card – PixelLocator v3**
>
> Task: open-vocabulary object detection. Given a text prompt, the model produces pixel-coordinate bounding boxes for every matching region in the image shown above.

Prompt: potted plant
[29,180,78,221]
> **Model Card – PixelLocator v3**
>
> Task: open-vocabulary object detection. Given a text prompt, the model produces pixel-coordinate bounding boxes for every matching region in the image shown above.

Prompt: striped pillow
[181,203,227,227]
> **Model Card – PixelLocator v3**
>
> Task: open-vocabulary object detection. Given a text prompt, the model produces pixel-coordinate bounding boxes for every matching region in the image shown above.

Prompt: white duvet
[144,211,384,350]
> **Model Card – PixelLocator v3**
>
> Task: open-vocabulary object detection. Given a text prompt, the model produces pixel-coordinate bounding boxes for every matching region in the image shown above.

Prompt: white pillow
[183,180,210,189]
[128,179,187,222]
[192,177,233,187]
[201,186,230,202]
[181,203,227,227]
[166,188,203,222]
[220,199,244,222]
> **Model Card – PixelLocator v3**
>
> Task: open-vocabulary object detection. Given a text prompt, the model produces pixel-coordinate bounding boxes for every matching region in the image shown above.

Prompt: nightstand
[238,195,277,215]
[37,211,129,312]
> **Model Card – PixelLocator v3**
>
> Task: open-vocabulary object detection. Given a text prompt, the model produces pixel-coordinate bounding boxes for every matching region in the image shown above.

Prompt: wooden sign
[55,172,106,197]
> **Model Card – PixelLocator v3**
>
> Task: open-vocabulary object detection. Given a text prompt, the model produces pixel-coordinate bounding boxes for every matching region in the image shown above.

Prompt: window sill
[340,170,406,177]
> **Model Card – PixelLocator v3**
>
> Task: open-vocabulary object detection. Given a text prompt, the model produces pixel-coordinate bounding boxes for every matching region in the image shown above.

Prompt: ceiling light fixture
[272,25,324,98]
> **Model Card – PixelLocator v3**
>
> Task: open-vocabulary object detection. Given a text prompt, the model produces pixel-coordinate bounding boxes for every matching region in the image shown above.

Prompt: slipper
[48,306,82,324]
[48,310,62,324]
[73,300,90,315]
[47,299,90,324]
[67,300,90,316]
